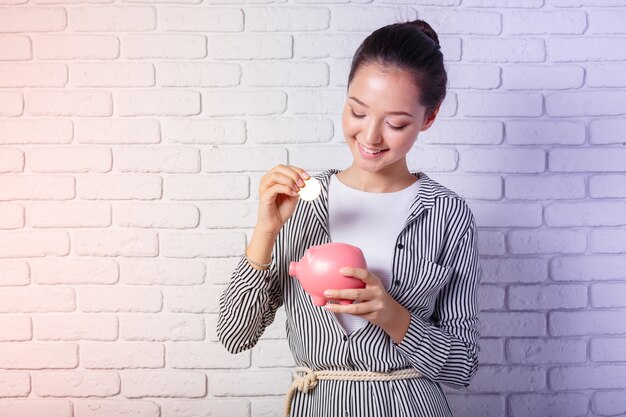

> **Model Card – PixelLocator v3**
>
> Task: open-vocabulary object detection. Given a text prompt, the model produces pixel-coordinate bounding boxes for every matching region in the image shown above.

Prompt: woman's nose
[361,120,383,145]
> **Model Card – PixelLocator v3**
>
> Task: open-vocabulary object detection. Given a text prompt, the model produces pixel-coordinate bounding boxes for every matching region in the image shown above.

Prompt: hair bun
[408,19,440,47]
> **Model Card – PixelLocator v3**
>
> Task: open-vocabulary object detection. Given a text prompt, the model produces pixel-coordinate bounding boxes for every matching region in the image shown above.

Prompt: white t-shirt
[328,173,421,334]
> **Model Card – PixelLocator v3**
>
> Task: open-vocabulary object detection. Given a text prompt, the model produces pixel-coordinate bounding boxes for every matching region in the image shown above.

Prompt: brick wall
[1,1,625,416]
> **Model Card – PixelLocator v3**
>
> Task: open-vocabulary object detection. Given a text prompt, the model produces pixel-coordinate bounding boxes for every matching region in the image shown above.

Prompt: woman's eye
[388,124,407,131]
[350,109,365,118]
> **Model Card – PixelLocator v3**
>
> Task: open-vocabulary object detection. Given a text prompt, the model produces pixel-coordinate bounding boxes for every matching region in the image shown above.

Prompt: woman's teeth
[359,143,386,154]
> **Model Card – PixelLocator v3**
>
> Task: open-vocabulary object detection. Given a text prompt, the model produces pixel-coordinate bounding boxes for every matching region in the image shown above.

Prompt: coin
[298,177,321,201]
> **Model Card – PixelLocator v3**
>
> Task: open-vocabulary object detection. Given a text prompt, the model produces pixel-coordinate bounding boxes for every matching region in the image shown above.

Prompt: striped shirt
[218,169,482,417]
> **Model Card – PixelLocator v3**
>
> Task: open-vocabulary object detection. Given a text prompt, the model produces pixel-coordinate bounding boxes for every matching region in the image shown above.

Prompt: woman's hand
[323,267,411,344]
[256,164,310,237]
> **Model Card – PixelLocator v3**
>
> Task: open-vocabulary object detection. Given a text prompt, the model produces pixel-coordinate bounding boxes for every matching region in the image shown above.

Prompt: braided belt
[283,366,423,416]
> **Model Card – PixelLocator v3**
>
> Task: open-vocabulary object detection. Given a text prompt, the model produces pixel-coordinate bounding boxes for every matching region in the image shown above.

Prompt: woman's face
[342,63,438,176]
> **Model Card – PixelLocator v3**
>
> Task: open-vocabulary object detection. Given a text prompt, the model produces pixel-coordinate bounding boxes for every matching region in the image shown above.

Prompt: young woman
[218,19,481,417]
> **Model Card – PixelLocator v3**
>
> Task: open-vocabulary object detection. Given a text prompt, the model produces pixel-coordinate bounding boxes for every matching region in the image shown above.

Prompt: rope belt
[283,366,423,417]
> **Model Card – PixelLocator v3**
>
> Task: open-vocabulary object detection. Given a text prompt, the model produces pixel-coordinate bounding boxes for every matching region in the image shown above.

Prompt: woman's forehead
[348,64,423,111]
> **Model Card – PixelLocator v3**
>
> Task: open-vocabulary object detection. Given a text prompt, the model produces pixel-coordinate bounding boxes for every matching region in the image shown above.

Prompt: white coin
[298,177,321,201]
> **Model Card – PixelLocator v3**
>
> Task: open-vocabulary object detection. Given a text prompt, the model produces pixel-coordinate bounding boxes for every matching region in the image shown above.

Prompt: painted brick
[160,232,245,258]
[503,11,587,34]
[248,118,333,143]
[202,90,286,116]
[502,65,584,90]
[588,9,626,33]
[74,400,160,417]
[0,120,72,144]
[0,343,78,369]
[507,120,586,145]
[123,371,206,398]
[505,175,585,200]
[211,370,291,396]
[243,62,328,87]
[546,91,626,116]
[160,7,242,32]
[479,312,546,337]
[545,201,626,227]
[81,343,164,369]
[72,63,154,87]
[207,34,292,59]
[458,92,543,117]
[163,286,223,313]
[246,6,330,31]
[78,174,163,200]
[509,394,588,417]
[589,227,626,253]
[115,146,199,173]
[0,316,32,342]
[0,400,72,417]
[28,147,111,173]
[461,148,545,173]
[33,371,120,397]
[550,365,626,390]
[479,285,505,310]
[78,286,162,312]
[464,38,545,62]
[35,35,119,60]
[204,147,287,172]
[70,6,156,31]
[161,119,245,145]
[548,37,626,61]
[587,64,626,87]
[116,89,200,116]
[550,311,626,336]
[123,34,206,59]
[507,230,586,254]
[0,261,31,286]
[26,90,112,117]
[0,372,30,397]
[591,338,626,362]
[116,202,199,229]
[469,366,546,392]
[120,259,205,286]
[0,36,31,60]
[592,391,626,417]
[72,230,158,257]
[168,342,250,369]
[157,62,240,87]
[551,255,626,281]
[590,283,626,308]
[162,400,249,417]
[34,314,118,341]
[0,230,70,257]
[468,202,543,228]
[121,315,205,341]
[506,338,587,364]
[589,118,626,144]
[30,258,118,285]
[76,119,160,145]
[0,7,66,32]
[508,284,588,309]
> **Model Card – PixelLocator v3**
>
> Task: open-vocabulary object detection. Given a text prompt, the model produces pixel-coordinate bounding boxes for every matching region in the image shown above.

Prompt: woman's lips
[357,142,389,159]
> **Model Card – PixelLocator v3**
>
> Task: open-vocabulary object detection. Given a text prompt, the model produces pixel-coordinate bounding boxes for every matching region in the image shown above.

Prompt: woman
[218,19,481,417]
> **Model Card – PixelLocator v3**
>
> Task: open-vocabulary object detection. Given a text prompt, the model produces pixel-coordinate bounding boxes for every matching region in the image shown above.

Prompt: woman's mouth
[357,142,389,159]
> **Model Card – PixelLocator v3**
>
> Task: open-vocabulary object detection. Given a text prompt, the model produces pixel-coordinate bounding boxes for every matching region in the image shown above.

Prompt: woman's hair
[347,19,447,116]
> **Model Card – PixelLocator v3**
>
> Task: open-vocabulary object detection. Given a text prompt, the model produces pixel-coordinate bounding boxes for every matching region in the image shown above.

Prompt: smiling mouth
[358,142,389,155]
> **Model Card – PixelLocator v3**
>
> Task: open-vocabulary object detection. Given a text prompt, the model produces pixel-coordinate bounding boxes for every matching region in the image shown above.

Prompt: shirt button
[343,335,348,341]
[397,243,404,249]
[394,279,400,286]
[264,277,270,283]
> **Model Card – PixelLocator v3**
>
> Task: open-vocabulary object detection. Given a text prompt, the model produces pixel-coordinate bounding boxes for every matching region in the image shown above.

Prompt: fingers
[338,267,378,285]
[325,299,383,316]
[260,164,311,196]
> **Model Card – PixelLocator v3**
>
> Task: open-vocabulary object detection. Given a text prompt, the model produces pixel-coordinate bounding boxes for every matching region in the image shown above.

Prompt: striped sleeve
[394,215,481,388]
[217,253,284,354]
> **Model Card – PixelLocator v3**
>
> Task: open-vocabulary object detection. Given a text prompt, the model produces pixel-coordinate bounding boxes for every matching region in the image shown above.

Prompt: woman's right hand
[255,164,310,237]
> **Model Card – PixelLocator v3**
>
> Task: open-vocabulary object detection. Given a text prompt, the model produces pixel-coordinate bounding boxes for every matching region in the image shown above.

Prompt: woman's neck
[336,165,418,193]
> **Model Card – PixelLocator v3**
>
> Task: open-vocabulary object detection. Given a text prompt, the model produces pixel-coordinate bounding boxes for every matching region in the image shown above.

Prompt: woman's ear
[419,103,441,132]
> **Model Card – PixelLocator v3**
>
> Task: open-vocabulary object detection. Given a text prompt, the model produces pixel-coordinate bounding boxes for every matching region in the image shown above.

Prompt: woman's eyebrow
[348,96,414,117]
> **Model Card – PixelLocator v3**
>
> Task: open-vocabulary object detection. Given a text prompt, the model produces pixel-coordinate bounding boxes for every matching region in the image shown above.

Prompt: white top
[328,173,421,334]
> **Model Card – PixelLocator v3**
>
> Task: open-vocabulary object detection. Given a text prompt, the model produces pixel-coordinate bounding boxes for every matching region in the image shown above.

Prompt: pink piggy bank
[289,242,367,307]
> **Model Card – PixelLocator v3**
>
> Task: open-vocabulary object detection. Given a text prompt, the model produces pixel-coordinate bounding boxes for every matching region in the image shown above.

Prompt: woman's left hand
[323,267,411,344]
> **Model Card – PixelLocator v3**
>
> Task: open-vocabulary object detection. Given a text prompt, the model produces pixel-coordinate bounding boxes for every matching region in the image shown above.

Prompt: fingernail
[301,172,310,179]
[338,267,349,274]
[297,179,305,187]
[324,290,332,297]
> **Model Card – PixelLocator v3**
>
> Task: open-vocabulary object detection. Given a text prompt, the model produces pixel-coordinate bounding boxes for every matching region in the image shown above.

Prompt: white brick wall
[0,2,625,417]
